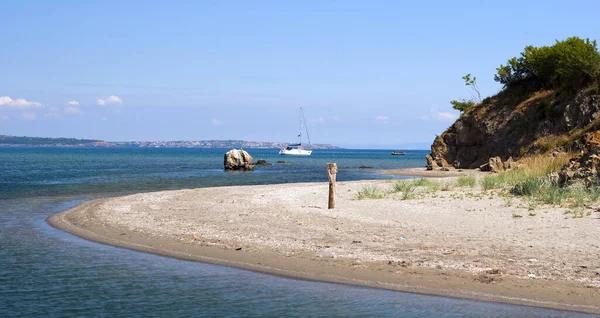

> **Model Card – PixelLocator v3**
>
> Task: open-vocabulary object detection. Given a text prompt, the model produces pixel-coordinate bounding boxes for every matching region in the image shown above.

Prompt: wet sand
[48,177,600,314]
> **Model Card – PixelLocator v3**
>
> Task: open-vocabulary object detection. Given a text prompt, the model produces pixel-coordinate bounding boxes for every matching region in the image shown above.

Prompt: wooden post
[327,163,337,209]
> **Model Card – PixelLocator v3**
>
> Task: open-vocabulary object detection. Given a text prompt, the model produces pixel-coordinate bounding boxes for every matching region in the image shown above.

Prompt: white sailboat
[279,108,312,156]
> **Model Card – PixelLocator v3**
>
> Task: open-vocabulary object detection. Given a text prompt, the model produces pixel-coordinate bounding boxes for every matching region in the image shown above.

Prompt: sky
[1,1,599,149]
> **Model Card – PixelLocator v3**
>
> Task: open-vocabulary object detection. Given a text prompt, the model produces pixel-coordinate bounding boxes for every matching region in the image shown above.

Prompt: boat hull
[279,149,312,156]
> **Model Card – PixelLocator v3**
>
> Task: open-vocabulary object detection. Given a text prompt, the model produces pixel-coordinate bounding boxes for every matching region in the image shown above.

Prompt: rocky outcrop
[429,87,600,169]
[559,130,600,186]
[425,153,450,171]
[224,149,254,171]
[479,156,515,173]
[254,159,272,166]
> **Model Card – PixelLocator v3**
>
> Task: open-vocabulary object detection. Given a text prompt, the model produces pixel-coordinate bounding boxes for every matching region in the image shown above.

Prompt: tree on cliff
[494,37,600,90]
[451,73,480,112]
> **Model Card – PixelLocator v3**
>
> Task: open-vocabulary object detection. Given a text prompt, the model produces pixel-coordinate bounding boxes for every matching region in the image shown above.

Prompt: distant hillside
[0,136,340,149]
[429,37,600,169]
[0,135,102,146]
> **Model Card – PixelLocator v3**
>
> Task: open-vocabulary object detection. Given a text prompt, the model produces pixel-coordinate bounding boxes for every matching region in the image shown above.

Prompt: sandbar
[48,180,600,314]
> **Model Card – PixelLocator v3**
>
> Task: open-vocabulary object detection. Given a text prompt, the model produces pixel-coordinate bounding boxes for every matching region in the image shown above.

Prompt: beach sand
[47,170,600,314]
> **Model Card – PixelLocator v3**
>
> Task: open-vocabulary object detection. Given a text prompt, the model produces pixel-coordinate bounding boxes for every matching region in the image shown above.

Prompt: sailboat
[279,108,312,156]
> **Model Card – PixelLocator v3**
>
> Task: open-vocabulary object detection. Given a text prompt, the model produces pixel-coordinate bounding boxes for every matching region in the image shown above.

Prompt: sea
[0,147,596,317]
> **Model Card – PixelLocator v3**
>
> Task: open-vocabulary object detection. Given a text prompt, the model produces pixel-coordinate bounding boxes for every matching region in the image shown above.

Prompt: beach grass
[456,175,476,188]
[475,153,600,208]
[355,185,387,200]
[392,178,441,198]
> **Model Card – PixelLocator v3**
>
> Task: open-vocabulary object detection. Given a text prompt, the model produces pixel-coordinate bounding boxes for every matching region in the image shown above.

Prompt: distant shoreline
[0,135,341,149]
[48,179,600,315]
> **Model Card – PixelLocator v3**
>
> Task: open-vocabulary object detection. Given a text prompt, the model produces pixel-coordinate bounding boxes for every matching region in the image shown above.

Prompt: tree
[494,37,600,90]
[462,73,481,103]
[450,99,475,112]
[450,73,480,112]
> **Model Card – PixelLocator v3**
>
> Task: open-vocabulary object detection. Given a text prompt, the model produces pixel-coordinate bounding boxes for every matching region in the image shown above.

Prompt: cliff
[429,82,600,169]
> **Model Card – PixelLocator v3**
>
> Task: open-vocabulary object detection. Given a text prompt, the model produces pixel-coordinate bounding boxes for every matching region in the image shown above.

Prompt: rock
[489,156,504,173]
[276,160,289,164]
[558,130,600,185]
[425,154,438,170]
[254,159,272,166]
[479,163,490,172]
[224,149,255,171]
[426,154,449,170]
[503,157,514,170]
[452,160,461,169]
[436,157,450,168]
[359,166,373,169]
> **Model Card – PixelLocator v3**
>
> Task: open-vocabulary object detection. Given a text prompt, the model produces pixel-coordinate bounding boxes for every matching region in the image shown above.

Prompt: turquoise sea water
[0,147,597,317]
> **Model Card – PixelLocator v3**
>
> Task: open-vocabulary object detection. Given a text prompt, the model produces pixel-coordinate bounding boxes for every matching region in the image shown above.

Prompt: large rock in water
[224,149,255,171]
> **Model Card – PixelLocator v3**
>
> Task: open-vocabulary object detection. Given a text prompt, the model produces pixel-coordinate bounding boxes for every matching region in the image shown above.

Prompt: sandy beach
[48,170,600,314]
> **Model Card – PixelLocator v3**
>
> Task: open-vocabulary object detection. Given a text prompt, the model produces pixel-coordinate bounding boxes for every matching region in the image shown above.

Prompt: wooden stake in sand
[327,163,337,209]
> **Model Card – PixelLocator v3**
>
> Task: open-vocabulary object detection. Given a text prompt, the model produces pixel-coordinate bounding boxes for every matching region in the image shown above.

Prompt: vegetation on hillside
[452,36,600,113]
[495,37,600,91]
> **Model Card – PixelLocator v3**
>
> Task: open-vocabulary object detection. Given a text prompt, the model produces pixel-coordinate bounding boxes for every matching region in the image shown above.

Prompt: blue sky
[1,0,599,149]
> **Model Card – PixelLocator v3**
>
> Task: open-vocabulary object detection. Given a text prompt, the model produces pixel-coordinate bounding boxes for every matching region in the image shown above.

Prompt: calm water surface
[0,147,596,317]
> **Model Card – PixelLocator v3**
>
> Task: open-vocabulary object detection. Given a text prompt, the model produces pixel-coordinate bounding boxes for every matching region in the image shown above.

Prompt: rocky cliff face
[429,85,600,169]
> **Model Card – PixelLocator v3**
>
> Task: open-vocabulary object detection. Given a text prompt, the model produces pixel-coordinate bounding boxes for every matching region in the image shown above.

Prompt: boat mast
[301,107,311,145]
[299,107,303,145]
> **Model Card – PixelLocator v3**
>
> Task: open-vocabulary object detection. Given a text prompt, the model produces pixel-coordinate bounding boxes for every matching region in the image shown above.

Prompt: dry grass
[481,153,571,191]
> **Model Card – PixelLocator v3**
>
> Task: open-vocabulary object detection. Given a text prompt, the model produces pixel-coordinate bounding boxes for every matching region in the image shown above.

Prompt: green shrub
[457,176,476,188]
[539,185,567,205]
[494,37,600,91]
[412,178,439,192]
[401,187,416,200]
[481,175,501,190]
[393,181,415,193]
[355,186,387,200]
[451,99,475,112]
[511,177,544,196]
[587,186,600,201]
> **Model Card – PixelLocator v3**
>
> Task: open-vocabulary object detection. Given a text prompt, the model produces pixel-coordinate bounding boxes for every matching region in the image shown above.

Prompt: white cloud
[21,112,37,120]
[436,112,458,121]
[419,107,459,122]
[375,115,389,121]
[67,100,80,106]
[64,106,84,115]
[0,96,42,109]
[97,95,123,106]
[211,119,224,126]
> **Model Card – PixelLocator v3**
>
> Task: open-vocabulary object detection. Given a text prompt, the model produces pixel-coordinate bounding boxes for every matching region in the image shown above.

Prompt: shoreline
[378,167,487,178]
[47,179,600,315]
